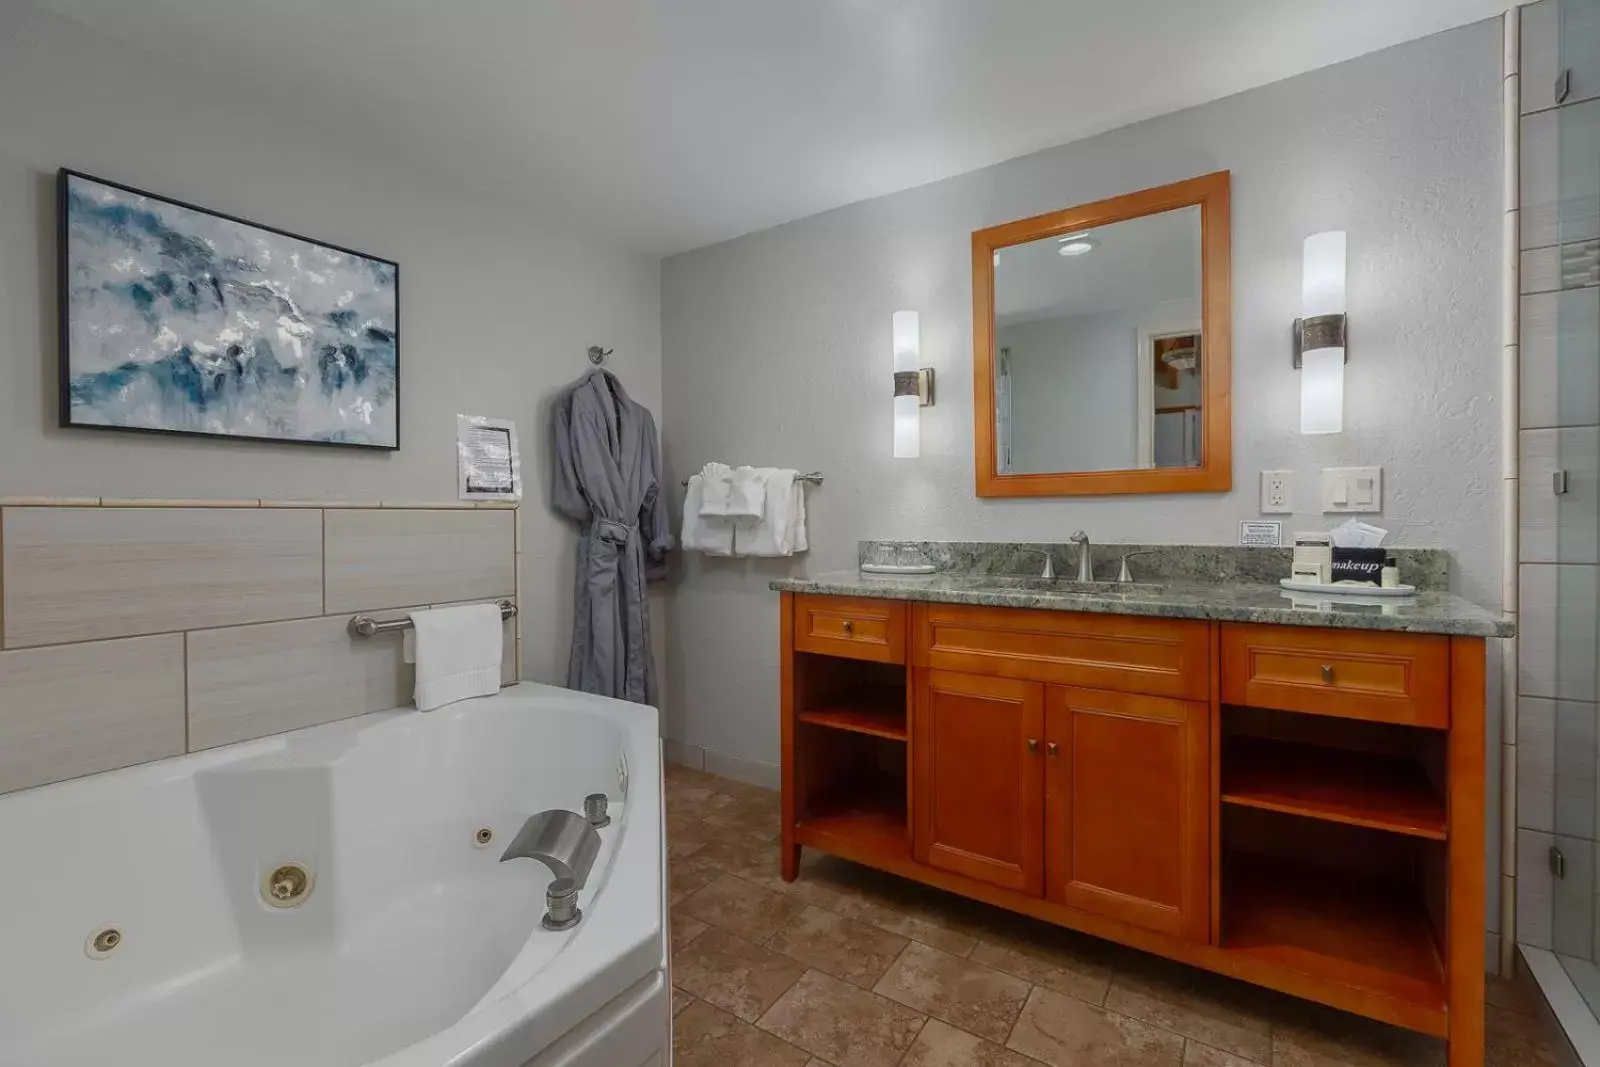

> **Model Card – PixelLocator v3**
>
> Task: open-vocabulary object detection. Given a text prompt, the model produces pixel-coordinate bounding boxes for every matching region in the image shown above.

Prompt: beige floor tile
[667,816,716,859]
[874,942,1031,1043]
[757,969,927,1067]
[704,794,783,840]
[767,905,910,988]
[671,910,709,951]
[900,1018,1043,1067]
[683,873,809,943]
[673,928,808,1023]
[1181,1040,1264,1067]
[968,938,1113,1006]
[690,833,784,883]
[1103,962,1275,1064]
[670,850,724,904]
[861,902,980,957]
[672,988,695,1017]
[1485,972,1543,1017]
[674,998,813,1067]
[667,783,738,821]
[1270,1004,1445,1067]
[1006,987,1185,1067]
[1486,1004,1559,1067]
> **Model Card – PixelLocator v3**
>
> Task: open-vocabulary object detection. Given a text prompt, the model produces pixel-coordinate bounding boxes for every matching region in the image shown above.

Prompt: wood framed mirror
[972,171,1231,497]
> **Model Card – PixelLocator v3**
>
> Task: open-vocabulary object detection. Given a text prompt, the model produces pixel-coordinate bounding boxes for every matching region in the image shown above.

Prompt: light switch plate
[1321,466,1382,513]
[1260,471,1293,514]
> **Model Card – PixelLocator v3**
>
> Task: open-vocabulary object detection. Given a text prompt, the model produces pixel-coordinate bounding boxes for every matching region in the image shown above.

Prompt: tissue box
[1330,548,1386,585]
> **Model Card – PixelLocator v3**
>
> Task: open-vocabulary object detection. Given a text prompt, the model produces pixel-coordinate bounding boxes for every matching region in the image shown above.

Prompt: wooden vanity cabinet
[779,591,1489,1067]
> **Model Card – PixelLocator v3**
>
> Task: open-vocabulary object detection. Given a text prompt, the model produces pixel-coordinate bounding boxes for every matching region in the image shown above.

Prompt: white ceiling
[34,0,1506,256]
[995,206,1200,325]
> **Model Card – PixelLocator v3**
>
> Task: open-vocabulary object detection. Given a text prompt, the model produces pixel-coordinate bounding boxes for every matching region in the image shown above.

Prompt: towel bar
[348,599,516,639]
[680,471,823,487]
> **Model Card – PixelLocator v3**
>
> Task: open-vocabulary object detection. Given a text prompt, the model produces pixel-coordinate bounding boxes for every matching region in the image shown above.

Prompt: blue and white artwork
[59,170,399,449]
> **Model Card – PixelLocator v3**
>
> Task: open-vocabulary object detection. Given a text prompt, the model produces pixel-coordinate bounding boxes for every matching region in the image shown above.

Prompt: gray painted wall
[0,7,665,687]
[660,21,1503,922]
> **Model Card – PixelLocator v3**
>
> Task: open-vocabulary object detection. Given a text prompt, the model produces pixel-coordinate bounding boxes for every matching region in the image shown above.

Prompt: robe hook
[587,346,613,365]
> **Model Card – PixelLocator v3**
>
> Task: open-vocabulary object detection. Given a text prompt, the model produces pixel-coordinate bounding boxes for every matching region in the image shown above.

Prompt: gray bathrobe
[552,369,671,705]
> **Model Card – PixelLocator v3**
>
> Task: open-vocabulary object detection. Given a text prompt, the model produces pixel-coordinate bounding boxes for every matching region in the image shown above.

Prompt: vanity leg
[779,592,800,883]
[782,841,800,882]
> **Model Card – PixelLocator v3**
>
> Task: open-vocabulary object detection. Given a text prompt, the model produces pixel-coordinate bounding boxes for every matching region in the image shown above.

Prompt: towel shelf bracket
[349,599,517,640]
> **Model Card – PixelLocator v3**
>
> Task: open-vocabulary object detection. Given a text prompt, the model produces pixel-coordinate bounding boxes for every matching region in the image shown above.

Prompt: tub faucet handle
[584,792,611,829]
[543,877,582,931]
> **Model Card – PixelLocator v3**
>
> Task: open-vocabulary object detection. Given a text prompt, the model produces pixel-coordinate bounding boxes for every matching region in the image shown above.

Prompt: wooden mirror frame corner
[971,170,1232,497]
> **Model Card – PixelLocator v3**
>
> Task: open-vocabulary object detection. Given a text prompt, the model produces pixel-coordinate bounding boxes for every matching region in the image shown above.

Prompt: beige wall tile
[1523,246,1561,295]
[187,610,414,751]
[0,635,184,794]
[1521,0,1559,116]
[1521,289,1600,430]
[325,509,514,613]
[3,507,323,648]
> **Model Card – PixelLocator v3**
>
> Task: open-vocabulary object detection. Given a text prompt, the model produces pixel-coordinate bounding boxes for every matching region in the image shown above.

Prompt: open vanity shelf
[778,593,1488,1067]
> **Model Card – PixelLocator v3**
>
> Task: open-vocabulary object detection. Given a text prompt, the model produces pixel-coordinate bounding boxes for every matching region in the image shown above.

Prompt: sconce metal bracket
[1292,314,1348,369]
[893,368,936,406]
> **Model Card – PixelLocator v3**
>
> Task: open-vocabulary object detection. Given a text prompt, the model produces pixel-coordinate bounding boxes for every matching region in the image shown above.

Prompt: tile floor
[664,763,1558,1067]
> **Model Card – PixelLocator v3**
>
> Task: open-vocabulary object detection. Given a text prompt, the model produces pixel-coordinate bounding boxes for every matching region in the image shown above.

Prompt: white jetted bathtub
[0,684,669,1067]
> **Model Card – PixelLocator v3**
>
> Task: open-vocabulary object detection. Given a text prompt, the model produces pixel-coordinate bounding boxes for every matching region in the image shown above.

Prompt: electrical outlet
[1321,466,1382,513]
[1260,471,1293,514]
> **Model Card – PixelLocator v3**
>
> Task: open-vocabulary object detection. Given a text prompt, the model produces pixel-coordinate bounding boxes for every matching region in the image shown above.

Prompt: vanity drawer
[912,603,1209,700]
[1219,624,1449,728]
[793,595,907,663]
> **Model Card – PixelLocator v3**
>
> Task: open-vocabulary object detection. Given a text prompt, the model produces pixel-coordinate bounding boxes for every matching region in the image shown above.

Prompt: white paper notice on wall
[1238,520,1282,547]
[457,414,522,501]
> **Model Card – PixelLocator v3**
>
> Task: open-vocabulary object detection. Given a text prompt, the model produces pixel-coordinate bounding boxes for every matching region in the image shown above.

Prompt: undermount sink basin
[975,577,1169,594]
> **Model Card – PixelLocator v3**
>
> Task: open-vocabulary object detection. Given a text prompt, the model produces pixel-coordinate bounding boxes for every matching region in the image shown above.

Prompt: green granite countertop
[769,571,1513,638]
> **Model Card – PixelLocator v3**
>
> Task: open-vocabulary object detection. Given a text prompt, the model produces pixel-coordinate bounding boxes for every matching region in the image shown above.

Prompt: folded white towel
[724,466,766,524]
[697,462,734,516]
[409,604,504,712]
[681,474,734,555]
[737,469,808,557]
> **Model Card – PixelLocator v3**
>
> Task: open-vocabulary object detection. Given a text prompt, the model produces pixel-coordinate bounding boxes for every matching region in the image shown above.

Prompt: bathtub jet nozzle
[499,809,601,889]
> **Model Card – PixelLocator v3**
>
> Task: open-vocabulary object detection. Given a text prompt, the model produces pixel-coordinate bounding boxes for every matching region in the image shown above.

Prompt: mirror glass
[993,205,1202,475]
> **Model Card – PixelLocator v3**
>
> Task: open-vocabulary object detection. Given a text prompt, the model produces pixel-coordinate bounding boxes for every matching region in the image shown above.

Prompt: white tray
[1279,578,1416,597]
[860,563,938,575]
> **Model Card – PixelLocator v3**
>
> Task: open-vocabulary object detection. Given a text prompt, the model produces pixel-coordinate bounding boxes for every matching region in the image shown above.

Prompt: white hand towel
[737,469,807,557]
[409,604,504,712]
[682,474,735,555]
[697,462,734,516]
[724,466,767,524]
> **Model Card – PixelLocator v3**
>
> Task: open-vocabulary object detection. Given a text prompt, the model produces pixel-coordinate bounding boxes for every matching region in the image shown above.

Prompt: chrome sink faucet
[1070,531,1093,582]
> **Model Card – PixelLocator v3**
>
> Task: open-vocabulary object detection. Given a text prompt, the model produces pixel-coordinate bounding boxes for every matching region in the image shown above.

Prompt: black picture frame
[57,168,401,451]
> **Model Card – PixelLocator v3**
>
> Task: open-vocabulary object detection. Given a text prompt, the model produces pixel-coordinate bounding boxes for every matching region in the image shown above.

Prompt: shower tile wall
[1516,0,1600,975]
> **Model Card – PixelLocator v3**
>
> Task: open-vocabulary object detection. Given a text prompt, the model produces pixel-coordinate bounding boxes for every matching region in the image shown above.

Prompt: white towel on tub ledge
[408,603,503,711]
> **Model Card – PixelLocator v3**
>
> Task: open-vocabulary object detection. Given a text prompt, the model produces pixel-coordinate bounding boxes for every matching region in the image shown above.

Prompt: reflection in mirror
[994,206,1201,475]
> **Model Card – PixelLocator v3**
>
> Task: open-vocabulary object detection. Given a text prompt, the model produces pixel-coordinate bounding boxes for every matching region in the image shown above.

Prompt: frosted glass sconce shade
[1295,231,1346,435]
[892,310,935,458]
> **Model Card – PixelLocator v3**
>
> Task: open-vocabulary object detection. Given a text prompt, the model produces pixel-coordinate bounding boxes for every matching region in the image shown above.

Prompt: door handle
[1320,664,1335,684]
[1027,738,1039,754]
[1047,742,1059,756]
[841,619,854,635]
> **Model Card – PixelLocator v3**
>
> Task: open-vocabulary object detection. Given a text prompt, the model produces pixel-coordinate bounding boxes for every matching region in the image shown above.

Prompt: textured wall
[0,7,665,686]
[659,19,1504,913]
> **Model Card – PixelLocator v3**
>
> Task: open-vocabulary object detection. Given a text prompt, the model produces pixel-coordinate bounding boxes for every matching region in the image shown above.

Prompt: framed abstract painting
[57,169,400,449]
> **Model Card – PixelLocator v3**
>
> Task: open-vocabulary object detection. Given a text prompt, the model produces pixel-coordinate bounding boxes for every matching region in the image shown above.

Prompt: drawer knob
[842,620,854,635]
[1320,664,1335,683]
[1027,738,1039,754]
[1047,742,1059,756]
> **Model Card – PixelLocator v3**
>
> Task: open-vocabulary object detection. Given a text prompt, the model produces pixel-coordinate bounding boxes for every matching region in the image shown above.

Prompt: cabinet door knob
[1027,738,1039,754]
[1047,742,1059,756]
[1320,664,1335,683]
[841,619,854,635]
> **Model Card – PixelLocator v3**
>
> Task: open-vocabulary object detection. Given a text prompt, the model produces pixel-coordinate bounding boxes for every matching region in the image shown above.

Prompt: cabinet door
[913,669,1044,894]
[1045,686,1209,941]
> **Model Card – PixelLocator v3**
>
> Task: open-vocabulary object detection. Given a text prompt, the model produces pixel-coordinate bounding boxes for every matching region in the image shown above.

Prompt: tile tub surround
[773,570,1511,638]
[0,500,520,795]
[664,764,1556,1067]
[858,541,1453,593]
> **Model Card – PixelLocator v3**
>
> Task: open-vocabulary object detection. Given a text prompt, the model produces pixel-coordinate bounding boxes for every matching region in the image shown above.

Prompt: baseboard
[662,739,779,790]
[662,739,704,771]
[1488,931,1502,977]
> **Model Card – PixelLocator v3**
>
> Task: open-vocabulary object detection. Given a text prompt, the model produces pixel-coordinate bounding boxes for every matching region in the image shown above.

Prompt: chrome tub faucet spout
[499,809,602,889]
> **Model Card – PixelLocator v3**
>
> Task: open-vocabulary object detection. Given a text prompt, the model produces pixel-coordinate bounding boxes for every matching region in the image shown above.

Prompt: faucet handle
[1069,530,1088,544]
[1117,550,1158,583]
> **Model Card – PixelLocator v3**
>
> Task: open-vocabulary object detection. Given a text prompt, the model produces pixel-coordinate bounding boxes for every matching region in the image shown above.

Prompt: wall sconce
[891,310,935,458]
[1294,231,1347,435]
